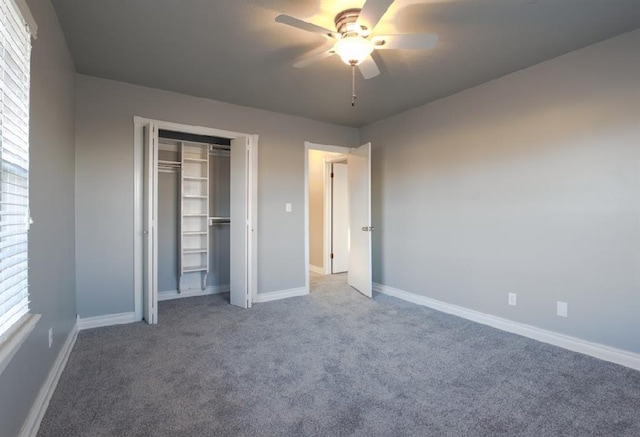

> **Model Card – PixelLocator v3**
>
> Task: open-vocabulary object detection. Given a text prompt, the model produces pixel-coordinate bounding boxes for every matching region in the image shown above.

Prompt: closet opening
[133,117,258,324]
[157,130,232,302]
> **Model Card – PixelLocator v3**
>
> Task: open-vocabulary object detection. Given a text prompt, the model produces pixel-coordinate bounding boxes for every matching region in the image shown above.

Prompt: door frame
[304,141,351,294]
[133,116,259,322]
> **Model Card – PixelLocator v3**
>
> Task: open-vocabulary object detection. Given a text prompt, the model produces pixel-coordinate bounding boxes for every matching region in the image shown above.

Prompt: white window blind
[0,0,31,338]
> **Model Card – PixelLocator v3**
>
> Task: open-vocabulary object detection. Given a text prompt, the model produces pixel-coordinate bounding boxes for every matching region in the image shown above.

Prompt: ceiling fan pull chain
[351,63,357,106]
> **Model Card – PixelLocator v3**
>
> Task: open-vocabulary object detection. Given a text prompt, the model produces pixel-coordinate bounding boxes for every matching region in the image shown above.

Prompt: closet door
[230,136,250,308]
[143,124,159,324]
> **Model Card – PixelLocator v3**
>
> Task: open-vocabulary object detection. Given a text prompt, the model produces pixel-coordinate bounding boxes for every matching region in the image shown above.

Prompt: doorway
[304,141,373,298]
[307,149,348,275]
[133,117,258,324]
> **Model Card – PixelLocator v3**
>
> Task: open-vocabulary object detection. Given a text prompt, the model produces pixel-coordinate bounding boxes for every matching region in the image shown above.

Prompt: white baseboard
[20,321,78,437]
[373,283,640,371]
[78,312,136,331]
[309,265,325,275]
[158,284,229,302]
[253,287,308,303]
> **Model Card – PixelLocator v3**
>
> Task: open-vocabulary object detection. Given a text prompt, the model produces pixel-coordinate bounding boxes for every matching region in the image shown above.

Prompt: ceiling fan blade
[275,14,336,38]
[372,34,439,50]
[293,47,335,68]
[358,55,380,79]
[357,0,395,33]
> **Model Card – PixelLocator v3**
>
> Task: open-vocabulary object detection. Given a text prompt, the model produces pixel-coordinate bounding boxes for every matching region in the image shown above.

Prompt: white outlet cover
[285,203,292,213]
[557,301,568,318]
[508,293,517,306]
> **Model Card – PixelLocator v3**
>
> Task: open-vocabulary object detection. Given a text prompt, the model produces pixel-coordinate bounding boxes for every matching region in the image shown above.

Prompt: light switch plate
[557,301,568,318]
[285,203,292,213]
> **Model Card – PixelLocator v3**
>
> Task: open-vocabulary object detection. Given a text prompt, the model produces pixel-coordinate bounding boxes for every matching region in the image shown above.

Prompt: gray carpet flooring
[38,273,640,436]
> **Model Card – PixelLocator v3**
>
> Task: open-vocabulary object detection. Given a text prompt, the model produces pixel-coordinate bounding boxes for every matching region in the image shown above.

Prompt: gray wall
[0,0,77,435]
[75,76,359,317]
[209,154,231,287]
[157,167,179,292]
[361,29,640,354]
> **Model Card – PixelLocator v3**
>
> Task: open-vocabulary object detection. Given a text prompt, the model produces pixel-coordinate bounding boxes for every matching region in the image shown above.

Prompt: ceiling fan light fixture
[334,36,374,65]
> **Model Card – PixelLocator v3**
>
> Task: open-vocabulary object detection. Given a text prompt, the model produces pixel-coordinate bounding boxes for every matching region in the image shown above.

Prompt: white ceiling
[51,0,640,127]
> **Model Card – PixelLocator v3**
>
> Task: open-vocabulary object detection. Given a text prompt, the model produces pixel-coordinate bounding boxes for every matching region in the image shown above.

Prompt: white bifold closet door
[230,136,251,308]
[143,124,159,324]
[348,143,373,298]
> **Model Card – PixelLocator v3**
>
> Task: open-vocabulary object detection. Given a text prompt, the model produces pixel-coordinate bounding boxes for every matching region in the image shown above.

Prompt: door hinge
[330,253,334,259]
[331,172,334,178]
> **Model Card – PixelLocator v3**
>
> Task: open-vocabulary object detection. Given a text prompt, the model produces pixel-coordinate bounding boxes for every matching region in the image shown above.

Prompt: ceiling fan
[275,0,439,105]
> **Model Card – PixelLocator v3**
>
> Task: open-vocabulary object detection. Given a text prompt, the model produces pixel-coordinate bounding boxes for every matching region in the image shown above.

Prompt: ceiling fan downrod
[351,62,357,106]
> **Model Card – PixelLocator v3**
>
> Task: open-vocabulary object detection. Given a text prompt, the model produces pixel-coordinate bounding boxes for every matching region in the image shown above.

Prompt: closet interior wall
[157,138,231,296]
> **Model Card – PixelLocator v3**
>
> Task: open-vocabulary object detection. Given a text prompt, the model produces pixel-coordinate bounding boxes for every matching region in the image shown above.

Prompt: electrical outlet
[508,293,517,306]
[48,327,53,348]
[557,301,568,318]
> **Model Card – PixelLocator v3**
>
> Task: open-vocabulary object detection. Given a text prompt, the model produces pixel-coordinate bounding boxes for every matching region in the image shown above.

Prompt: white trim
[10,0,38,39]
[248,135,259,306]
[19,322,78,437]
[158,285,229,302]
[305,142,353,154]
[77,312,136,331]
[374,283,640,371]
[0,313,40,376]
[304,141,352,300]
[133,116,244,140]
[325,154,349,164]
[253,287,308,304]
[133,121,144,322]
[309,265,325,275]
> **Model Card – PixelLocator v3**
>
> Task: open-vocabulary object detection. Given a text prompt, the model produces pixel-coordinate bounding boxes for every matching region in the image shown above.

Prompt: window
[0,0,34,339]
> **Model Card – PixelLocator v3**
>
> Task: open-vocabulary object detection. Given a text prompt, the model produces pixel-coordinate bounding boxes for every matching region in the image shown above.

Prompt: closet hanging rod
[209,217,231,226]
[207,142,230,151]
[163,137,231,151]
[158,159,181,166]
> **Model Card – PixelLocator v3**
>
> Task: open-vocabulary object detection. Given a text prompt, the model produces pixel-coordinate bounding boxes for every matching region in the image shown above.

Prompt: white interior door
[331,162,349,273]
[143,124,158,323]
[230,136,250,308]
[348,143,372,297]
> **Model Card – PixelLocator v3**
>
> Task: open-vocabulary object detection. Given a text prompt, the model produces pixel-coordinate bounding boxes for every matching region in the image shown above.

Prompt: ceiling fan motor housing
[334,8,368,37]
